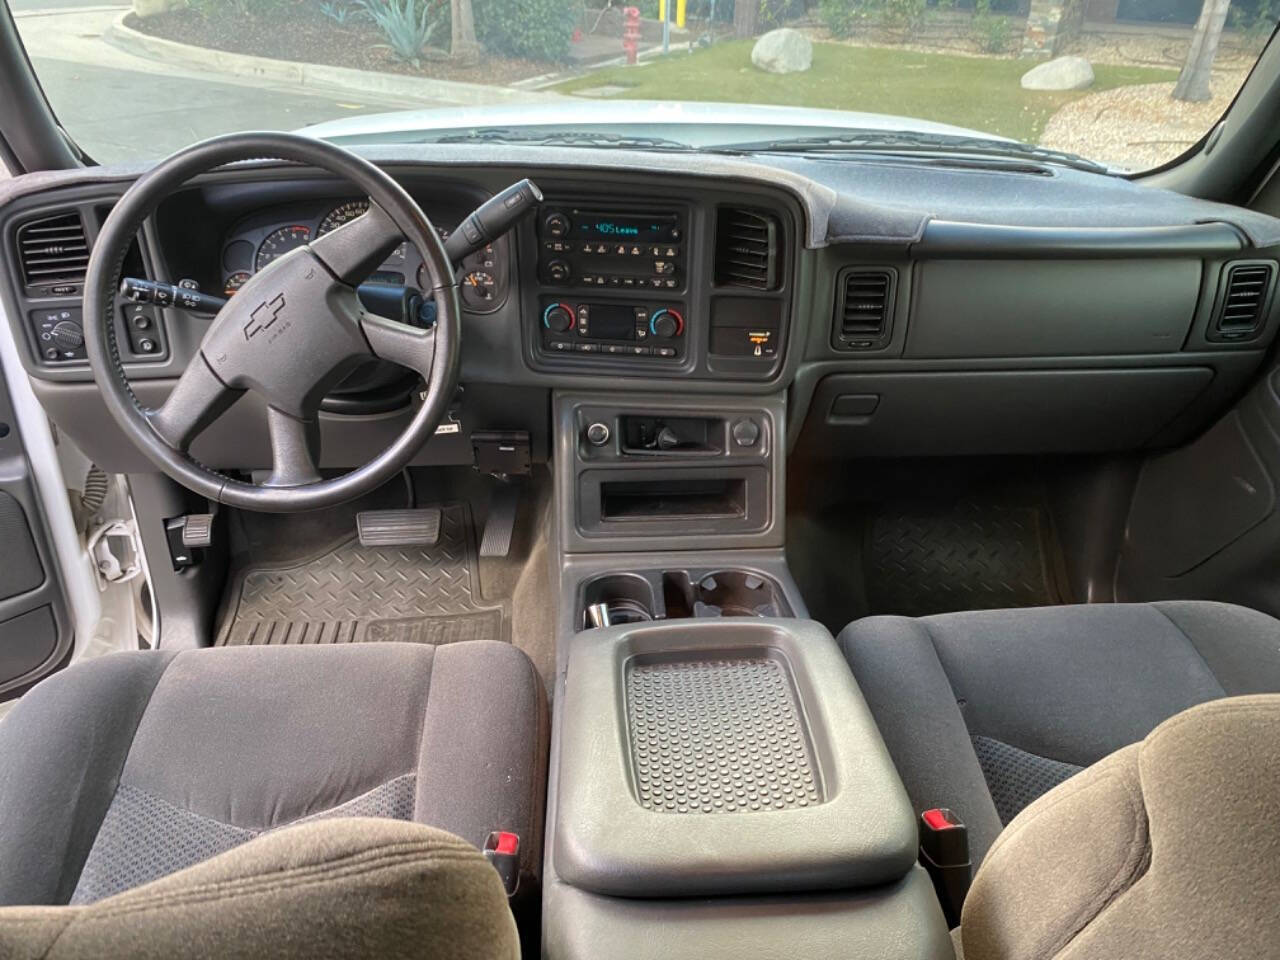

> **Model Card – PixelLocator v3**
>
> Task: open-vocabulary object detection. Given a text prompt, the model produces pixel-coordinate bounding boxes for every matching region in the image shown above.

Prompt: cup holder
[581,569,790,629]
[582,574,656,630]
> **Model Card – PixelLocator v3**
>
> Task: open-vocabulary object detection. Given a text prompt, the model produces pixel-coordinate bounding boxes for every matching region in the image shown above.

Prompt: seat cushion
[0,818,518,960]
[959,695,1280,960]
[839,601,1280,866]
[0,641,548,906]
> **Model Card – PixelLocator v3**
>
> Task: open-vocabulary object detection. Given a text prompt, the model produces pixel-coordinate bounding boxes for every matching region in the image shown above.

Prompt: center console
[542,617,954,960]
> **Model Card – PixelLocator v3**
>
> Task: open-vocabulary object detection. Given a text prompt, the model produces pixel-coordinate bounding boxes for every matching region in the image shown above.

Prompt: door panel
[0,366,72,697]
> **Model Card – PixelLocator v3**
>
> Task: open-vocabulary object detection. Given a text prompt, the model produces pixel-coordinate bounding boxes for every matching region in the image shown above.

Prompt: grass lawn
[554,41,1179,144]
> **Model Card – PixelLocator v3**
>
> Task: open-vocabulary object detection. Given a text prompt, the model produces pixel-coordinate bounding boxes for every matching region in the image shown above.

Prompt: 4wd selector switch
[543,303,575,333]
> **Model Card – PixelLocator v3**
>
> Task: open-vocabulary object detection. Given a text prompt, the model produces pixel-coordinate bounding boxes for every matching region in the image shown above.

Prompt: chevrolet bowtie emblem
[244,293,286,341]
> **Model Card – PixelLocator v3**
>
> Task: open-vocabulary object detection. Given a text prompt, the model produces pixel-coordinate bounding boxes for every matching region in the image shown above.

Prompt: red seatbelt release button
[483,830,520,897]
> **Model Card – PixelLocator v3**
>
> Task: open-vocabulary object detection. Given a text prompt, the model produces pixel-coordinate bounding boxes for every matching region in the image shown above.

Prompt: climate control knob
[50,320,84,351]
[543,303,574,333]
[649,308,683,339]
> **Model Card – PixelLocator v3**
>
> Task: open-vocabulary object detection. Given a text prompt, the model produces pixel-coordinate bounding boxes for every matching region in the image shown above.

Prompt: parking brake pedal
[356,508,441,547]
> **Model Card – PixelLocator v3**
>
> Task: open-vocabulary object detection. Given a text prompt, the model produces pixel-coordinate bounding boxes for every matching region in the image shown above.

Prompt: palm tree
[451,0,480,64]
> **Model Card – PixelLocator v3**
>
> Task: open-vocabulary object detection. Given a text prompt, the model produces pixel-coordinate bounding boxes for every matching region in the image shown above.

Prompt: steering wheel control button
[30,307,86,362]
[732,418,761,448]
[585,421,611,446]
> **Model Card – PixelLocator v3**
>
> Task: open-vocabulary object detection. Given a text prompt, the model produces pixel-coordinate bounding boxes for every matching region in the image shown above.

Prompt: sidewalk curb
[104,11,563,106]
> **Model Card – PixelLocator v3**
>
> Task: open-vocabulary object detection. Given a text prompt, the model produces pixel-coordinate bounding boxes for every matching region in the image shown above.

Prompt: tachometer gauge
[461,270,497,306]
[255,225,311,271]
[316,200,370,236]
[224,271,251,297]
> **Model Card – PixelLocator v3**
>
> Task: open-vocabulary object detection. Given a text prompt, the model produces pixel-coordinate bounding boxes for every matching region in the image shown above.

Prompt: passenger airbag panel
[908,259,1201,357]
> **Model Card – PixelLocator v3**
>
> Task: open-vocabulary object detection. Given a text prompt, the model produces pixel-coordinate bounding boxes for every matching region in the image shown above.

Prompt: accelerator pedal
[356,508,441,548]
[480,483,520,558]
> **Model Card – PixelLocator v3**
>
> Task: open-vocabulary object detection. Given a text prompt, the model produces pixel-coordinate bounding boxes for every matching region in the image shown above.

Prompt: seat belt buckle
[483,830,520,898]
[919,808,971,927]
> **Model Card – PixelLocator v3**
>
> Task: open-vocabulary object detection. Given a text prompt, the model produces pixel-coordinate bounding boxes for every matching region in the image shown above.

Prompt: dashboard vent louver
[714,208,780,290]
[1213,262,1274,341]
[17,211,89,289]
[833,268,895,350]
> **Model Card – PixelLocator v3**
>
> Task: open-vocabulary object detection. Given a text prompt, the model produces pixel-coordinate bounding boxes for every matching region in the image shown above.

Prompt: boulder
[1020,56,1095,91]
[751,28,813,75]
[133,0,183,16]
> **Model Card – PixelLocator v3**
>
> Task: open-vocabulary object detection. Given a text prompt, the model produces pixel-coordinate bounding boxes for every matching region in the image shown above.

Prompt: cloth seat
[956,695,1280,960]
[0,640,548,907]
[839,601,1280,866]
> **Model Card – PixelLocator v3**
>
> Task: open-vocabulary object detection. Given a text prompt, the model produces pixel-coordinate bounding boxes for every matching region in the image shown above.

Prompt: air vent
[17,212,89,291]
[1212,262,1275,342]
[833,268,895,350]
[714,208,780,290]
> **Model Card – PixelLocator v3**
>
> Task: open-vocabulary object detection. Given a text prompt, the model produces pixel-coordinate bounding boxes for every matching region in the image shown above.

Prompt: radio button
[547,260,571,282]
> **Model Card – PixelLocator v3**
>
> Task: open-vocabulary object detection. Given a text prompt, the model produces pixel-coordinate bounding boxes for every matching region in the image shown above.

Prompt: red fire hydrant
[623,6,641,65]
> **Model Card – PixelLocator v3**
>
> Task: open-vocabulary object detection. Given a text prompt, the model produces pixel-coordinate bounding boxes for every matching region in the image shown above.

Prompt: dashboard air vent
[714,208,780,290]
[833,268,895,350]
[17,211,89,290]
[1212,262,1274,341]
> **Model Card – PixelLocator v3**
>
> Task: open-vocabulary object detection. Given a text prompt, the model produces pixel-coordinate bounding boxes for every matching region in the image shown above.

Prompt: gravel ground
[1039,72,1246,171]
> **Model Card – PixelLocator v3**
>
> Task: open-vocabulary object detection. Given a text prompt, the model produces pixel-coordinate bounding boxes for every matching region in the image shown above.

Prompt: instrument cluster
[220,198,507,311]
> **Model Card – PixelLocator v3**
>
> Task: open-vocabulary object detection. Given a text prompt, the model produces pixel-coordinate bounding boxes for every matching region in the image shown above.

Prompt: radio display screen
[588,304,638,341]
[577,213,676,243]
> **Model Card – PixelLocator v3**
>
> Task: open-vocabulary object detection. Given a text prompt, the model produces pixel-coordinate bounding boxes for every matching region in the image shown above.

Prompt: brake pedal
[480,484,520,558]
[356,508,441,547]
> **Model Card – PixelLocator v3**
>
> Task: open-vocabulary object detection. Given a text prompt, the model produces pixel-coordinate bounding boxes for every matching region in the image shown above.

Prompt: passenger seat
[840,601,1280,866]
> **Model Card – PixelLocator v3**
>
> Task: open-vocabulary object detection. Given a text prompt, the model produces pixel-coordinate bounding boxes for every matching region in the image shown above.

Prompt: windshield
[9,0,1279,173]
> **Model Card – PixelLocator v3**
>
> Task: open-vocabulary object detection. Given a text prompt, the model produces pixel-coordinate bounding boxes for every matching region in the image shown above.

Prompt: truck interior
[0,2,1277,957]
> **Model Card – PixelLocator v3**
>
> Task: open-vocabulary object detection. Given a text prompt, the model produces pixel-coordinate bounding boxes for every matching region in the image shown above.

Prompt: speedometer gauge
[255,225,311,271]
[317,200,370,236]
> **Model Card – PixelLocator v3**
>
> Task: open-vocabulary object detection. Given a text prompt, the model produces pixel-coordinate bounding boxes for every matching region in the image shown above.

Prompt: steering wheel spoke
[264,407,321,488]
[361,311,437,380]
[310,200,405,285]
[146,353,242,451]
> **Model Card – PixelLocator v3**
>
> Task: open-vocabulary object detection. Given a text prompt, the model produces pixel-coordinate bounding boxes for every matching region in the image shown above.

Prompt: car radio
[540,299,686,360]
[538,205,686,292]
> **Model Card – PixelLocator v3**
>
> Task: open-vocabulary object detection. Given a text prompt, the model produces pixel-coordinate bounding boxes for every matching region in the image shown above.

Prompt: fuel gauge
[461,270,497,306]
[224,271,251,297]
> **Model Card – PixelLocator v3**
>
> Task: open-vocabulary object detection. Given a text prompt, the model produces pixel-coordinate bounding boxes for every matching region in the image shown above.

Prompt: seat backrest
[958,694,1280,960]
[0,817,517,960]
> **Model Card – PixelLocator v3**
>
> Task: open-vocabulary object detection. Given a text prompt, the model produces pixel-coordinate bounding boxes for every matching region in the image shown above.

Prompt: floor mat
[215,502,506,646]
[865,498,1067,618]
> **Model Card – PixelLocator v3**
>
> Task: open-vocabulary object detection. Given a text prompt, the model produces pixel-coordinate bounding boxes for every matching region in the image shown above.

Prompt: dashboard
[3,145,1280,476]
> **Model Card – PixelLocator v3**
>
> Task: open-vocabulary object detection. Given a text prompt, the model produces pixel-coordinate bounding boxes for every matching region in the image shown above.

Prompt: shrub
[970,0,1015,53]
[473,0,578,62]
[818,0,928,39]
[319,0,361,24]
[359,0,447,65]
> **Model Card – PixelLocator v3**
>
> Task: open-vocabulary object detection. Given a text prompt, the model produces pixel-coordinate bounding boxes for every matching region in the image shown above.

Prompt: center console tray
[555,618,917,898]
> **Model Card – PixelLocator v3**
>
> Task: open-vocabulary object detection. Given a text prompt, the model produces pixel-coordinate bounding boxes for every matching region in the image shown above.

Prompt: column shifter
[444,178,543,263]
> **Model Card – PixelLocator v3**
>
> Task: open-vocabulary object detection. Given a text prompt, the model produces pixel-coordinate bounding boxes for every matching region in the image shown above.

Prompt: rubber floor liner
[216,503,506,646]
[865,499,1066,618]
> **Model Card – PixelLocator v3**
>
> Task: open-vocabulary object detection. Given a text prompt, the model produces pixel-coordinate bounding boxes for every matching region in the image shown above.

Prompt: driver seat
[0,641,547,955]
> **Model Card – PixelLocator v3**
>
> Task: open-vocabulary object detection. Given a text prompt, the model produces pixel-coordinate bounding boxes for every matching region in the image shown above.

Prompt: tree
[451,0,480,64]
[1173,0,1232,102]
[733,0,761,37]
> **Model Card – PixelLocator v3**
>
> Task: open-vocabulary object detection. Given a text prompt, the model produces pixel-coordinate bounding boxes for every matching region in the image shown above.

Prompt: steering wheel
[83,132,460,513]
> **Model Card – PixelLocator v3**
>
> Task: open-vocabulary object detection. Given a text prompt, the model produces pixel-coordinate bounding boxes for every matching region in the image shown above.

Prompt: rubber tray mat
[865,498,1066,618]
[215,503,506,646]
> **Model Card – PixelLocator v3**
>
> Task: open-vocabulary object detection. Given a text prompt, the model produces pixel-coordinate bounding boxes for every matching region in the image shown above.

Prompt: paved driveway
[10,4,450,163]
